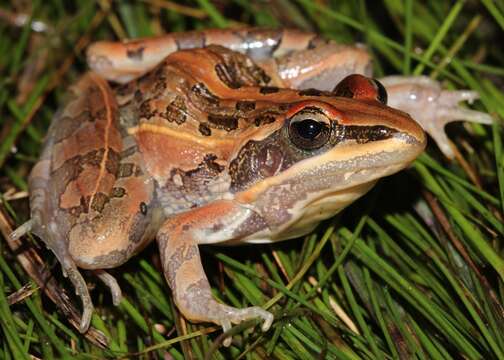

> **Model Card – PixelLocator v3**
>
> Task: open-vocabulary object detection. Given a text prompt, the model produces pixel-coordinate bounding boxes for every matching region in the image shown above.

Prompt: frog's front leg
[157,200,273,346]
[380,76,493,158]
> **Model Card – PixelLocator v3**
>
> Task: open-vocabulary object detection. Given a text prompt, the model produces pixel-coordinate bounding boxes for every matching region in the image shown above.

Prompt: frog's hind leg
[258,41,372,90]
[25,72,158,333]
[86,28,321,84]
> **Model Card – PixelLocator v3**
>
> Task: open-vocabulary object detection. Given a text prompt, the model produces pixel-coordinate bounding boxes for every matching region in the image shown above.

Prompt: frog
[11,28,492,345]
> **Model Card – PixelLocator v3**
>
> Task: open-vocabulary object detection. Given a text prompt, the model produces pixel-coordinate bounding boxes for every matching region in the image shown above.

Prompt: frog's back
[120,45,291,213]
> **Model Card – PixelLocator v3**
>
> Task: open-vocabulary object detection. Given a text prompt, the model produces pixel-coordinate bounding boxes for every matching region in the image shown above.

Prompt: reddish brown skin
[27,28,481,340]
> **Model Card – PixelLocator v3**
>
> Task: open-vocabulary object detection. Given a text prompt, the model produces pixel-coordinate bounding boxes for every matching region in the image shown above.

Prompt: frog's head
[231,75,426,242]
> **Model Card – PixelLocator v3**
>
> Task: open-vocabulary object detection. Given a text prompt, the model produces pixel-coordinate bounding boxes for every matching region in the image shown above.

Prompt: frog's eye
[333,74,388,105]
[371,78,387,105]
[288,109,331,150]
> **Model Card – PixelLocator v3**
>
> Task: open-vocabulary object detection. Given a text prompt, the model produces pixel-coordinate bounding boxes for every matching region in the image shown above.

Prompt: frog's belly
[242,181,377,244]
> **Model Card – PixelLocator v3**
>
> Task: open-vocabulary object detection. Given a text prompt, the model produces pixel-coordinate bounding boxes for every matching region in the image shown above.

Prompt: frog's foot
[380,76,493,158]
[157,200,274,346]
[93,270,123,306]
[206,304,273,346]
[189,301,273,347]
[10,220,94,333]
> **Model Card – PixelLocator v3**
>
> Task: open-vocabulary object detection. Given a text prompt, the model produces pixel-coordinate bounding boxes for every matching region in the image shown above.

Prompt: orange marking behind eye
[286,100,344,120]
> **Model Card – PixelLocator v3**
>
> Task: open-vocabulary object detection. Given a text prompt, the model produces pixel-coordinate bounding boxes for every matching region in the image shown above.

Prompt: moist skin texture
[13,28,490,343]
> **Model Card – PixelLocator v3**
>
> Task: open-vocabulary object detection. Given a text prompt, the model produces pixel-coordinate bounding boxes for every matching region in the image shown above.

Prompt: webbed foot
[381,76,493,158]
[210,304,273,346]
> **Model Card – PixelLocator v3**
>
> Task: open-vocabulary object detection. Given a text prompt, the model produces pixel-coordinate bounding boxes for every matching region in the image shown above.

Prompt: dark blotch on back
[207,114,238,131]
[117,163,134,178]
[259,86,279,94]
[191,82,220,107]
[235,100,256,112]
[126,47,145,61]
[111,187,126,198]
[208,45,271,88]
[199,123,212,136]
[68,196,90,217]
[91,192,109,213]
[136,65,167,96]
[299,88,323,96]
[161,95,187,124]
[215,63,242,89]
[138,100,157,119]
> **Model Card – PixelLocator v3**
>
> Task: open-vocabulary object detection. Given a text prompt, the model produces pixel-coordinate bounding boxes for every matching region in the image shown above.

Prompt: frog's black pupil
[373,79,388,105]
[293,119,322,139]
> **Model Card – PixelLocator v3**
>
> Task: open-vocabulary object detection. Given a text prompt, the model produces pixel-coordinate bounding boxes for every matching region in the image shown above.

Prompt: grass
[1,0,504,359]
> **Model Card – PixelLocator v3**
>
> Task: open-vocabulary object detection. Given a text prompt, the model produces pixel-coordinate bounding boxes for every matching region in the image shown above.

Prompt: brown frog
[11,28,491,345]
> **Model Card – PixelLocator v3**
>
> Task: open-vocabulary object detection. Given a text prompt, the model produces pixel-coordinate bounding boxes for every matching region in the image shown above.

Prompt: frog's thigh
[267,43,372,91]
[28,72,155,332]
[157,200,273,338]
[39,74,157,269]
[67,163,158,270]
[86,36,181,83]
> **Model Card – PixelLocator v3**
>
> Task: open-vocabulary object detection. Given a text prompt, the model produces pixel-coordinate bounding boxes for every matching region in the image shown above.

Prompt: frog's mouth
[259,144,421,243]
[293,132,425,185]
[238,135,425,244]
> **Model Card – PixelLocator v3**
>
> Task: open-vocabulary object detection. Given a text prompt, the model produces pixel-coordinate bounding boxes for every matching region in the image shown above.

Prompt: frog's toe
[216,305,273,347]
[221,319,232,347]
[425,92,493,158]
[224,306,273,331]
[9,220,34,241]
[439,89,479,104]
[64,265,94,333]
[438,91,493,125]
[79,302,93,333]
[93,270,123,306]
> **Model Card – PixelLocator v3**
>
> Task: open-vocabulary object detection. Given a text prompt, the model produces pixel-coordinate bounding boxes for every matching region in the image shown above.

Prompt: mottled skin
[11,28,491,344]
